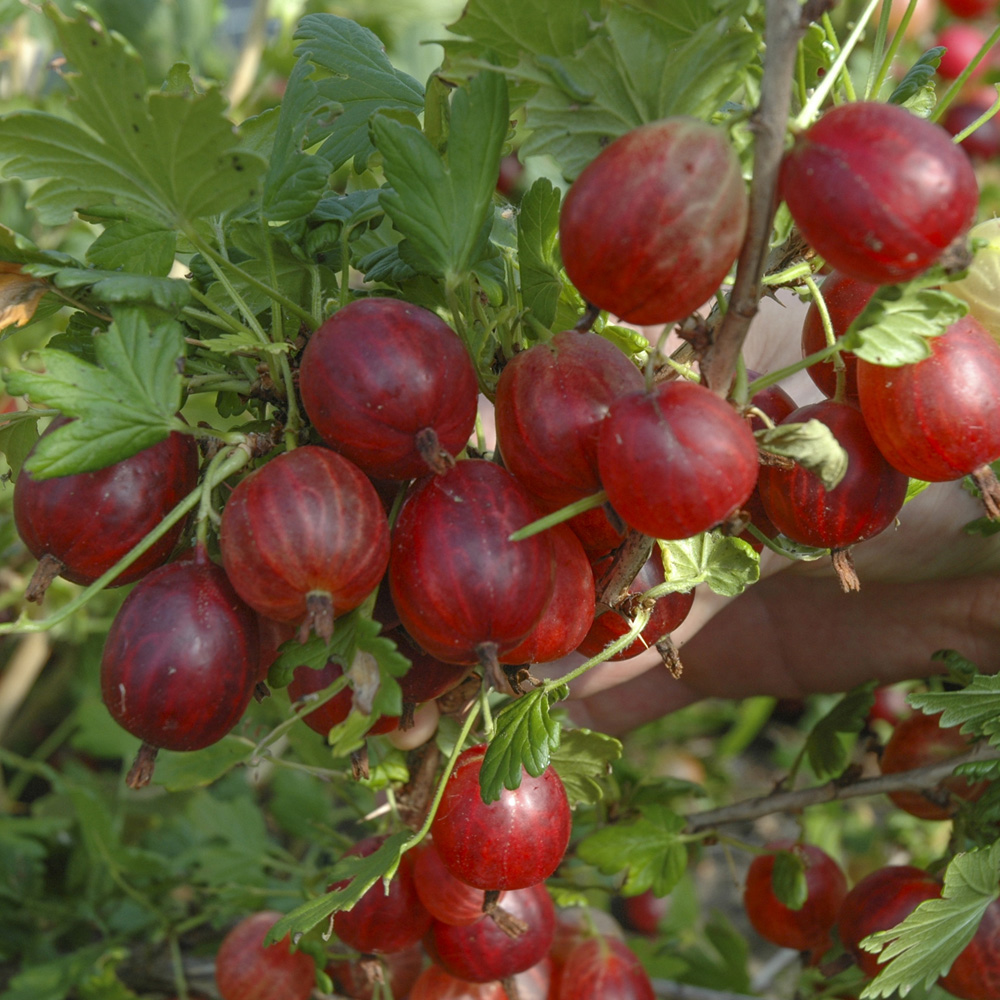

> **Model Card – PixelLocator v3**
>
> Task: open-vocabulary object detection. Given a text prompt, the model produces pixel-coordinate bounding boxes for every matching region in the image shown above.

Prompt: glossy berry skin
[388,460,553,665]
[215,911,315,1000]
[557,936,655,1000]
[499,522,595,665]
[743,841,848,953]
[298,298,478,479]
[779,102,979,285]
[219,446,390,631]
[801,271,879,400]
[430,743,571,891]
[857,315,1000,482]
[880,710,988,820]
[941,0,996,15]
[100,549,258,752]
[757,400,909,550]
[286,660,397,738]
[494,330,643,509]
[836,866,941,978]
[14,426,199,587]
[939,897,1000,999]
[936,24,992,82]
[410,961,550,1000]
[413,839,504,926]
[429,881,556,983]
[576,555,694,661]
[559,118,748,324]
[597,380,759,541]
[326,942,425,1000]
[331,835,433,954]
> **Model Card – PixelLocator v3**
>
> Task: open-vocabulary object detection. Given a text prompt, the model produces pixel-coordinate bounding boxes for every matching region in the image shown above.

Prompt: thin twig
[701,0,811,395]
[684,744,1000,834]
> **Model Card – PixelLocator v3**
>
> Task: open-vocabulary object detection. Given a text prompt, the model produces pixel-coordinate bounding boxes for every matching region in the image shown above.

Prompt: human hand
[537,293,1000,735]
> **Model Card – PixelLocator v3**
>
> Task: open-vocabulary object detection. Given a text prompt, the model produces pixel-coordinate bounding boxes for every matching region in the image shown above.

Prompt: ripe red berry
[779,102,979,285]
[428,881,556,983]
[857,315,1000,517]
[880,710,988,820]
[756,400,909,589]
[286,659,397,738]
[556,935,655,1000]
[215,911,315,1000]
[100,546,258,787]
[388,460,554,672]
[558,118,748,324]
[743,841,848,954]
[941,0,996,16]
[298,297,478,479]
[837,865,941,978]
[326,942,425,1000]
[14,423,199,598]
[430,743,571,891]
[596,380,759,541]
[219,445,390,640]
[413,839,506,926]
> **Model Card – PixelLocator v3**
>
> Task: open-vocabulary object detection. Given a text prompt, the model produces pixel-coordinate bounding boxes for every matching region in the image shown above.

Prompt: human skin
[534,293,1000,734]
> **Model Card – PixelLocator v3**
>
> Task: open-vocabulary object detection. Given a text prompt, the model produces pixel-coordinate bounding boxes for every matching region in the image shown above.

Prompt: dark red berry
[939,896,1000,999]
[215,911,315,1000]
[219,445,390,641]
[779,102,979,285]
[298,298,478,479]
[556,936,655,1000]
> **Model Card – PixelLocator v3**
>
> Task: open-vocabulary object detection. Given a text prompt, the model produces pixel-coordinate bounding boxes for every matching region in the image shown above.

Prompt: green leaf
[518,1,756,179]
[888,47,944,109]
[152,737,255,791]
[0,411,41,478]
[266,830,411,943]
[770,848,808,910]
[480,686,566,802]
[373,71,509,282]
[909,675,1000,742]
[294,13,425,173]
[0,5,265,229]
[260,55,338,221]
[516,178,563,329]
[842,283,967,366]
[862,844,1000,998]
[2,944,109,1000]
[550,728,623,806]
[29,263,191,310]
[656,532,759,597]
[85,218,178,276]
[805,682,878,779]
[577,803,688,896]
[756,418,849,490]
[5,306,187,477]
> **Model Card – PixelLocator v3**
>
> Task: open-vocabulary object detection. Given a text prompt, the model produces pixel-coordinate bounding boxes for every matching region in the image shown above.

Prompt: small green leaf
[888,47,944,108]
[260,55,338,221]
[153,737,255,791]
[294,14,425,172]
[480,687,565,802]
[0,411,41,478]
[862,844,1000,998]
[5,306,187,477]
[516,177,563,329]
[550,728,622,806]
[576,803,688,896]
[85,219,177,276]
[373,71,509,282]
[31,264,191,311]
[806,682,878,779]
[756,418,849,490]
[842,283,967,366]
[657,532,759,597]
[909,675,1000,742]
[266,831,411,943]
[770,848,808,910]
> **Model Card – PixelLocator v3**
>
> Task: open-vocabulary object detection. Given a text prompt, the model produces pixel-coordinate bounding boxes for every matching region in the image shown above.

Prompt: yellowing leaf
[0,262,49,330]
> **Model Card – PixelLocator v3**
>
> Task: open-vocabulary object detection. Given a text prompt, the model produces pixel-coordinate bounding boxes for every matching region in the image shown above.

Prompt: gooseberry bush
[3,1,1000,999]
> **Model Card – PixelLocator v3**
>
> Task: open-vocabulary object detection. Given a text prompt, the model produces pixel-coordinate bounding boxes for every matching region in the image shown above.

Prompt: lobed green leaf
[756,418,849,490]
[657,532,759,597]
[805,682,878,780]
[550,728,623,806]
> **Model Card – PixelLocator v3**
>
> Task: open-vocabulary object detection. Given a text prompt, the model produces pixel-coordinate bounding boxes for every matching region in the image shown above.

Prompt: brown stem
[300,591,334,643]
[500,974,523,1000]
[416,426,456,475]
[483,889,530,938]
[125,743,159,790]
[830,546,861,593]
[684,742,1000,834]
[971,463,1000,520]
[24,553,65,603]
[350,744,369,781]
[573,302,601,332]
[596,530,653,607]
[656,637,683,678]
[701,0,810,395]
